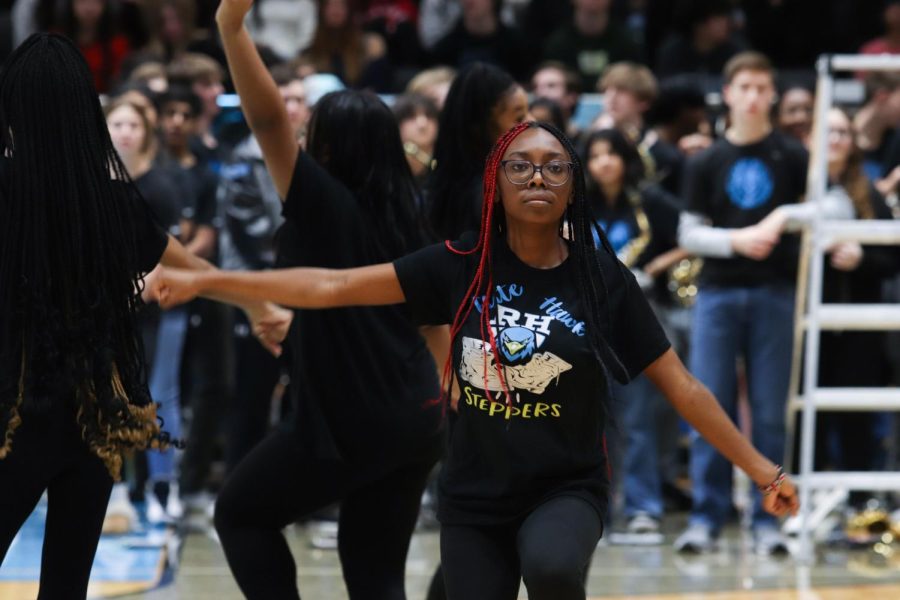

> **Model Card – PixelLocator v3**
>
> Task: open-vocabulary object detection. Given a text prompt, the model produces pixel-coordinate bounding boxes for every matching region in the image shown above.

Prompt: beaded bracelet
[758,465,786,496]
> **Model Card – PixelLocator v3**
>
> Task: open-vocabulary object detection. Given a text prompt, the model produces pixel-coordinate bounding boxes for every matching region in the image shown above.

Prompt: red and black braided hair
[438,121,632,409]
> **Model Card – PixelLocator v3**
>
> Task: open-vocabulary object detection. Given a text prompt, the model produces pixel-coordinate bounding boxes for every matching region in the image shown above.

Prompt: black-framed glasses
[500,160,574,186]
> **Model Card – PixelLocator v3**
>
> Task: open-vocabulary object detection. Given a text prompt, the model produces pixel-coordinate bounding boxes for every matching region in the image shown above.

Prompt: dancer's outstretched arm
[645,349,799,517]
[157,263,405,312]
[147,236,293,356]
[217,0,298,198]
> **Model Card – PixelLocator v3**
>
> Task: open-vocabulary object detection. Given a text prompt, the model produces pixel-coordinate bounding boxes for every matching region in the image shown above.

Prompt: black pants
[0,407,113,599]
[214,428,438,599]
[225,309,283,473]
[180,299,233,494]
[440,496,602,600]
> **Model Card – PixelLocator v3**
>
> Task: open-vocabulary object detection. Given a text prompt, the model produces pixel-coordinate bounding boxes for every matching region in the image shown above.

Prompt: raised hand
[216,0,255,34]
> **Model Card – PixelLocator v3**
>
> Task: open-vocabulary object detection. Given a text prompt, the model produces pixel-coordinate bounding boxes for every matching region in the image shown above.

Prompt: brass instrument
[616,189,651,268]
[846,508,894,545]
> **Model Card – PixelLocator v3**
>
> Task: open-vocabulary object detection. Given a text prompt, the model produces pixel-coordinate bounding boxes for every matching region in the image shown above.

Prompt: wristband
[758,465,786,497]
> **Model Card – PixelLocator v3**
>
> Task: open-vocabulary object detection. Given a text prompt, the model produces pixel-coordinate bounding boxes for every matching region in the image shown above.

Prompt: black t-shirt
[647,137,686,199]
[542,21,641,91]
[590,185,681,304]
[430,21,534,81]
[654,35,744,79]
[134,166,183,237]
[589,186,680,270]
[683,131,808,287]
[126,187,170,272]
[180,162,219,228]
[394,236,670,525]
[275,152,443,463]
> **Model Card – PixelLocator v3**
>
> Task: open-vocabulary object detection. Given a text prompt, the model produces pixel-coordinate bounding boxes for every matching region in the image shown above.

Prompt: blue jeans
[687,285,794,532]
[614,374,665,518]
[146,308,188,483]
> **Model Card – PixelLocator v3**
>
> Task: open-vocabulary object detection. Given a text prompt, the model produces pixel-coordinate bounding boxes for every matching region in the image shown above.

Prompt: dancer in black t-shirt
[157,121,799,600]
[199,1,446,598]
[0,33,289,599]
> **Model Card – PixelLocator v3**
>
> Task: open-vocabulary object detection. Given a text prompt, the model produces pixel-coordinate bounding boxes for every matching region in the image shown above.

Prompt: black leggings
[0,407,113,599]
[214,428,438,599]
[440,496,602,600]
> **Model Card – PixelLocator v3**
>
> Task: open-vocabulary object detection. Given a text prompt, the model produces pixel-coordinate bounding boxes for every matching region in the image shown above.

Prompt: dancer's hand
[141,265,163,304]
[246,302,293,357]
[157,267,202,309]
[760,473,800,518]
[217,0,254,34]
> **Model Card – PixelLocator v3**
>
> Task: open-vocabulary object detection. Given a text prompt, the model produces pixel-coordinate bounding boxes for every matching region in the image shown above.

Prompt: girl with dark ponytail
[427,61,528,240]
[0,33,289,598]
[156,121,799,600]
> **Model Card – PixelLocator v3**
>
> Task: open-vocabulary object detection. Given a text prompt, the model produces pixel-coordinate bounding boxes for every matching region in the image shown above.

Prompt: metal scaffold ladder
[787,54,900,562]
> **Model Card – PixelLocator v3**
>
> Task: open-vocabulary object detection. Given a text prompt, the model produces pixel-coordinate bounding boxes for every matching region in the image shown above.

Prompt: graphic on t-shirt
[459,287,576,397]
[593,219,632,253]
[726,158,773,210]
[460,337,573,395]
[498,326,537,366]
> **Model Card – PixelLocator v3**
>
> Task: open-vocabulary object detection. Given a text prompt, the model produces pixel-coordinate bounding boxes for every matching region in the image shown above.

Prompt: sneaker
[754,527,790,557]
[627,513,661,534]
[103,483,139,534]
[674,523,717,554]
[146,490,172,525]
[309,520,339,550]
[166,483,184,520]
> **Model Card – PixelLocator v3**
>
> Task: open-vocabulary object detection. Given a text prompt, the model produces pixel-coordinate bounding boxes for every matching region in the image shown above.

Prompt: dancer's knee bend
[519,548,586,600]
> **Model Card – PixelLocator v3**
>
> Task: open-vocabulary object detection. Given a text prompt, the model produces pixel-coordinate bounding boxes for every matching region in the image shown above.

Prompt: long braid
[439,122,631,417]
[0,34,163,479]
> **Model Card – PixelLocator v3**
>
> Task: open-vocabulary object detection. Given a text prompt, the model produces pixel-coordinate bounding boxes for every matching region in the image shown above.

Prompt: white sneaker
[754,527,791,557]
[674,523,717,554]
[627,513,661,534]
[166,483,184,520]
[146,491,172,525]
[309,520,339,550]
[103,483,139,534]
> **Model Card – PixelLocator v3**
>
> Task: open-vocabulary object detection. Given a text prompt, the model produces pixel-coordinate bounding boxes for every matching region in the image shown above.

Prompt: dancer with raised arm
[156,120,799,600]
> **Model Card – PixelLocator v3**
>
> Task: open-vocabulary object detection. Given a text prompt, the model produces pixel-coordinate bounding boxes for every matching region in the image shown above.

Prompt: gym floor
[4,504,900,599]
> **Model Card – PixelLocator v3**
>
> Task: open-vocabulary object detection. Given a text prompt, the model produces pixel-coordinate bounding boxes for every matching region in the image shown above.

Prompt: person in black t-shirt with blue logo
[155,119,799,600]
[676,52,809,556]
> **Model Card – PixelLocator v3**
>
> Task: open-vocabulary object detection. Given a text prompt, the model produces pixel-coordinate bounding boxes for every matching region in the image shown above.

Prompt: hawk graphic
[459,336,573,395]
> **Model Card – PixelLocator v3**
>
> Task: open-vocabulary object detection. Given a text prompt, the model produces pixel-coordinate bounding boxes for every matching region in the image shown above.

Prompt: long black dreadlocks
[0,33,160,479]
[442,121,632,409]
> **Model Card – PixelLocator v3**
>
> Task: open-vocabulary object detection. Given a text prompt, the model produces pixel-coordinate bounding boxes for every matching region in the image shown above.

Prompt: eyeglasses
[828,128,853,139]
[500,160,574,186]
